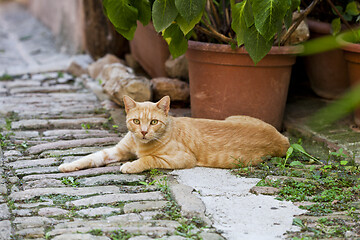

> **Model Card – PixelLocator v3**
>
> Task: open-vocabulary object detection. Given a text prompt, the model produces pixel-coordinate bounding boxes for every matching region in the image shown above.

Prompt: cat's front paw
[58,163,77,173]
[120,161,143,174]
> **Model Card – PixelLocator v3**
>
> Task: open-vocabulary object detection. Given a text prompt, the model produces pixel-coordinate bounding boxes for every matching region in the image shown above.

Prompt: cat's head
[123,95,170,143]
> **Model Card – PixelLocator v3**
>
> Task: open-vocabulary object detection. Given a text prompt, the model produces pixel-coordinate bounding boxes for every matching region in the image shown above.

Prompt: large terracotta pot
[186,41,300,130]
[303,20,350,99]
[342,42,360,127]
[130,22,170,78]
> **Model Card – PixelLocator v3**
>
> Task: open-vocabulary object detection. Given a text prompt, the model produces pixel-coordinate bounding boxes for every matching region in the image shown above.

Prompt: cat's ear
[156,96,170,115]
[123,95,137,113]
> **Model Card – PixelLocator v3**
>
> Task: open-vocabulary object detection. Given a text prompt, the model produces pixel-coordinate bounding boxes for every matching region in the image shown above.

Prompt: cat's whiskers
[153,136,166,145]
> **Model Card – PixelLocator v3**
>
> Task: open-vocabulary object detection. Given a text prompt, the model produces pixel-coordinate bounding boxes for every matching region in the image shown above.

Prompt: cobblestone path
[0,73,222,240]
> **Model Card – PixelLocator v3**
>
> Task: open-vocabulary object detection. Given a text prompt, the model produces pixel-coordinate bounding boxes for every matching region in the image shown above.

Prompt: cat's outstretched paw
[58,163,77,173]
[120,161,142,174]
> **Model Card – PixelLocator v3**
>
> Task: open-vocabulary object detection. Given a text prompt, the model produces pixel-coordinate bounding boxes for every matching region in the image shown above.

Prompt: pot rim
[306,19,351,35]
[337,34,360,53]
[187,40,304,55]
[306,19,332,35]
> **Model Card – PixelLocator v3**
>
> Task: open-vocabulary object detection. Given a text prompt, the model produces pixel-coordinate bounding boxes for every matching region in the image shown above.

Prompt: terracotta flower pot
[129,22,170,78]
[303,19,350,99]
[186,41,301,130]
[342,42,360,127]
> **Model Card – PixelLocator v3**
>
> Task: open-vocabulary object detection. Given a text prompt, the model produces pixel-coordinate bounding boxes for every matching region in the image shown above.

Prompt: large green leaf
[231,1,247,46]
[331,17,341,36]
[102,0,138,40]
[132,0,152,26]
[244,0,254,27]
[244,25,273,64]
[115,25,137,40]
[290,0,300,11]
[152,0,179,32]
[162,24,188,58]
[284,8,293,30]
[251,0,290,41]
[176,12,202,35]
[345,1,360,16]
[175,0,206,23]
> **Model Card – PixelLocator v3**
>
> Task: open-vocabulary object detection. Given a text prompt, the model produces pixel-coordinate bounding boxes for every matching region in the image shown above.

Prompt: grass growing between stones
[0,113,30,152]
[232,140,360,239]
[0,73,13,81]
[141,169,207,239]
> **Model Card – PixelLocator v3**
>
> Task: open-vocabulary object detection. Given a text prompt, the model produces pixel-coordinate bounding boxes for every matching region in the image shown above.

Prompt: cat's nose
[141,131,148,136]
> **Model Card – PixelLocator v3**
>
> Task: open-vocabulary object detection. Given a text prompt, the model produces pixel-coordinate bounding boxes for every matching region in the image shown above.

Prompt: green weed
[61,177,80,187]
[176,221,201,239]
[81,123,91,133]
[109,228,132,240]
[87,229,104,236]
[0,132,13,148]
[0,73,13,81]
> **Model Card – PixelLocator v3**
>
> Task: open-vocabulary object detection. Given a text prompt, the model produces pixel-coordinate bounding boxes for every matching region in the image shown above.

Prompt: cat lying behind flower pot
[59,96,290,174]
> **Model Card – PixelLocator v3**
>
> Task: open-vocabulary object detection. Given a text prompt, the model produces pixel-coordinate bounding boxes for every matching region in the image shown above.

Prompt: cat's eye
[133,119,140,125]
[150,120,158,125]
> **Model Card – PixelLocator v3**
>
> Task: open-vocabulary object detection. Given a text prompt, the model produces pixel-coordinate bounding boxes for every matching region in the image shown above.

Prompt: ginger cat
[58,96,290,174]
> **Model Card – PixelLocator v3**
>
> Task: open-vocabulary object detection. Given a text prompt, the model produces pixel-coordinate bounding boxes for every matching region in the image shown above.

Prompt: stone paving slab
[43,129,116,138]
[9,186,121,201]
[5,158,58,169]
[123,200,168,213]
[22,166,123,181]
[76,174,146,186]
[15,166,60,176]
[11,118,109,130]
[284,97,360,164]
[9,85,81,94]
[67,192,165,207]
[26,137,121,155]
[38,146,106,158]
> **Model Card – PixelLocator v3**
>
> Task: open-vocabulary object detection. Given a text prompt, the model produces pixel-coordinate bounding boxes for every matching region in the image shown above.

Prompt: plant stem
[195,25,236,44]
[279,0,321,45]
[209,0,221,29]
[205,1,218,31]
[325,0,353,30]
[195,26,236,44]
[221,0,226,29]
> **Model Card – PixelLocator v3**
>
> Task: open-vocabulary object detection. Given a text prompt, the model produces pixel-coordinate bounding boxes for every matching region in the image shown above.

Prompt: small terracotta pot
[130,22,170,78]
[304,19,350,99]
[186,41,301,130]
[342,41,360,127]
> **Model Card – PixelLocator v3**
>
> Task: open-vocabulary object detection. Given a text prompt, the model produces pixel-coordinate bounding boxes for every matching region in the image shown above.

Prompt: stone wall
[28,0,86,54]
[27,0,129,59]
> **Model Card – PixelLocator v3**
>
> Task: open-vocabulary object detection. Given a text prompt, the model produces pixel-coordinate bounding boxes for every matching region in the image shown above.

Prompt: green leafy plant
[0,133,11,148]
[87,229,104,236]
[102,0,308,64]
[81,123,91,130]
[4,118,12,131]
[61,177,80,187]
[176,222,201,239]
[18,141,29,150]
[301,0,360,35]
[139,180,157,186]
[0,73,13,81]
[331,1,360,35]
[291,143,324,165]
[110,228,133,240]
